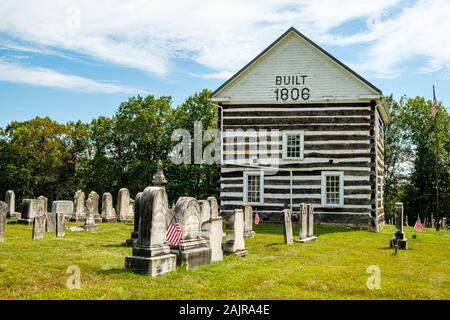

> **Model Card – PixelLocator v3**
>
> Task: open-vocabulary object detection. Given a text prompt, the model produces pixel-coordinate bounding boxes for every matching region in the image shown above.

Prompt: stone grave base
[102,217,117,223]
[244,231,256,238]
[171,238,211,270]
[18,218,34,226]
[390,239,408,250]
[225,249,248,257]
[82,224,99,231]
[117,218,132,223]
[7,212,20,219]
[295,236,317,243]
[70,214,86,222]
[125,254,177,277]
[93,215,102,224]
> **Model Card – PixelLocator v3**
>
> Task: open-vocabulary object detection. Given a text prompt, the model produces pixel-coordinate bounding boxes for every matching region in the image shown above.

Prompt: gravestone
[37,196,48,213]
[117,188,133,222]
[87,191,102,223]
[5,190,19,218]
[152,160,167,187]
[101,193,117,222]
[432,218,436,229]
[125,187,177,277]
[223,208,247,256]
[126,192,143,247]
[82,197,99,231]
[0,202,6,243]
[171,197,211,269]
[200,197,223,262]
[282,209,294,245]
[56,212,65,238]
[240,203,256,238]
[19,198,46,225]
[390,202,408,250]
[443,217,447,228]
[52,201,74,221]
[307,204,317,240]
[32,203,46,240]
[295,203,316,243]
[45,213,57,233]
[70,191,86,222]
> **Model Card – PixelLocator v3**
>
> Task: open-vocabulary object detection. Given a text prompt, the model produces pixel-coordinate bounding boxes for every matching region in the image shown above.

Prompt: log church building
[211,27,388,231]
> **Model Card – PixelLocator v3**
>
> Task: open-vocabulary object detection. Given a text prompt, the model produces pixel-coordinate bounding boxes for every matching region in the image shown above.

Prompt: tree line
[0,90,448,222]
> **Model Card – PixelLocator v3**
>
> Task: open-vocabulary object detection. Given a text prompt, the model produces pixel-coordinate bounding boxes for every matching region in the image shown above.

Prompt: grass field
[0,221,449,300]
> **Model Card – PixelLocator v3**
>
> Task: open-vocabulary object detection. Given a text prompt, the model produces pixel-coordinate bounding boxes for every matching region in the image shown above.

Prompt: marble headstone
[390,202,408,250]
[0,202,6,243]
[172,197,211,269]
[240,203,256,238]
[37,196,48,213]
[82,197,99,231]
[101,192,117,222]
[117,188,132,222]
[56,212,65,238]
[45,213,57,233]
[19,198,46,225]
[282,209,294,245]
[224,208,247,256]
[200,197,223,262]
[5,190,19,218]
[126,192,143,247]
[52,201,74,221]
[87,191,102,223]
[70,191,86,222]
[125,187,177,277]
[32,204,46,240]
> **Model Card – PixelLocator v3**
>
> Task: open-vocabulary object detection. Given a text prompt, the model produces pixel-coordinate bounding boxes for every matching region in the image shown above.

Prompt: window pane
[325,174,341,205]
[286,134,302,158]
[247,174,260,203]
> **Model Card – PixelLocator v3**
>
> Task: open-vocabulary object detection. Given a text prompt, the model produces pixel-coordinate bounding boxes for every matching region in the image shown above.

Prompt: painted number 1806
[274,87,310,101]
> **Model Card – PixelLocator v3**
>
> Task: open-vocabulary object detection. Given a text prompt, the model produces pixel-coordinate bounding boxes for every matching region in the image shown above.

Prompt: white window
[321,171,344,207]
[243,171,264,205]
[282,131,304,160]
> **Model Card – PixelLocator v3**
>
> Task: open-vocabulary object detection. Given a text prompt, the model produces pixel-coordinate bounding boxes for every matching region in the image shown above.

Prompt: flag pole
[433,85,440,231]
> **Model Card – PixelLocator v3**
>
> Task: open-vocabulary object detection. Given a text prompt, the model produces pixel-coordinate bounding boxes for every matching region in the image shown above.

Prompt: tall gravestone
[443,217,447,228]
[87,191,102,223]
[125,187,177,277]
[390,202,408,250]
[224,208,247,256]
[19,198,46,225]
[117,188,133,222]
[296,203,316,243]
[52,201,74,221]
[0,202,6,243]
[45,213,57,233]
[126,192,143,247]
[5,190,19,218]
[56,212,65,238]
[307,204,316,240]
[70,191,86,222]
[82,197,99,231]
[171,197,211,269]
[240,203,256,238]
[101,193,117,222]
[32,203,46,240]
[37,196,48,213]
[199,198,224,262]
[282,209,294,245]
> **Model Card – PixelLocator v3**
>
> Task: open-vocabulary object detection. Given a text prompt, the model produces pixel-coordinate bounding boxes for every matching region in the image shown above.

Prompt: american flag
[166,216,182,246]
[432,86,438,119]
[414,216,424,232]
[254,212,260,225]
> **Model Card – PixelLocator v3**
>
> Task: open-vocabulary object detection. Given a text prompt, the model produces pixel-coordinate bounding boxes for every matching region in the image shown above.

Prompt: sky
[0,0,449,127]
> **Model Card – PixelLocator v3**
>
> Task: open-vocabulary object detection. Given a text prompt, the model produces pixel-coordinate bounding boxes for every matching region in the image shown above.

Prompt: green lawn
[0,221,449,299]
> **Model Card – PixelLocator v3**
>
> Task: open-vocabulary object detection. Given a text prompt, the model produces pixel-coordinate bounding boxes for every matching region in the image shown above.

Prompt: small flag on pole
[432,86,438,119]
[254,212,260,225]
[414,216,424,232]
[166,215,183,246]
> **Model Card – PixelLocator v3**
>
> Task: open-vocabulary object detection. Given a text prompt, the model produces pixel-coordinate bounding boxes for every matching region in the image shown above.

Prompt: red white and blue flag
[166,216,182,246]
[254,212,260,225]
[432,86,438,119]
[414,216,424,232]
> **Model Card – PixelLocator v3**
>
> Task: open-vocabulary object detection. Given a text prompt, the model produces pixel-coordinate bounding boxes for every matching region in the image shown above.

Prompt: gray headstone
[56,212,65,238]
[390,202,408,250]
[82,197,99,231]
[20,198,46,225]
[224,208,247,256]
[125,187,177,277]
[199,200,211,227]
[117,188,132,222]
[37,196,48,213]
[101,192,116,222]
[45,213,57,233]
[282,209,293,245]
[32,215,46,240]
[126,192,143,247]
[207,196,219,219]
[0,202,6,243]
[52,200,74,221]
[152,160,167,187]
[71,191,86,222]
[300,203,308,240]
[203,196,223,262]
[307,204,314,237]
[5,190,18,218]
[240,203,255,238]
[174,197,201,240]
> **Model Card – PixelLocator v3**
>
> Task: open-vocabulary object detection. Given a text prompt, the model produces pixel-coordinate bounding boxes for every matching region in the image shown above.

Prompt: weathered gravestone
[82,197,99,231]
[45,213,57,233]
[5,190,19,218]
[37,196,48,213]
[0,202,6,243]
[70,191,86,222]
[390,202,408,250]
[307,204,317,240]
[126,192,143,247]
[117,188,133,222]
[52,201,74,221]
[32,204,46,240]
[152,160,167,187]
[101,193,117,222]
[240,203,256,238]
[223,208,247,256]
[171,197,211,269]
[56,212,65,238]
[125,187,177,277]
[282,209,294,245]
[443,217,447,228]
[87,191,102,223]
[295,203,316,243]
[19,198,46,225]
[200,197,224,262]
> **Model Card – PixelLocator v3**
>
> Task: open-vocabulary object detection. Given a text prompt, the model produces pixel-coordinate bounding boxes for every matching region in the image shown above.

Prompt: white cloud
[0,60,141,93]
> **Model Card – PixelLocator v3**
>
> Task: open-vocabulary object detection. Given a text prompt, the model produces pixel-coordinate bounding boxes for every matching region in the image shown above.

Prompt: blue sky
[0,0,449,127]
